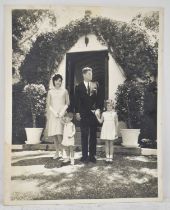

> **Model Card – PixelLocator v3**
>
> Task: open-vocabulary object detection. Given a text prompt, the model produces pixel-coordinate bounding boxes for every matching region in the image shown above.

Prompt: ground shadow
[11,154,158,200]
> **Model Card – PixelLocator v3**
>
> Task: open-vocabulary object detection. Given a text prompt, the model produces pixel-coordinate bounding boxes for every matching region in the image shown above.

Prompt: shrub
[115,79,157,146]
[12,82,31,144]
[115,80,145,129]
[12,82,47,144]
[23,84,47,128]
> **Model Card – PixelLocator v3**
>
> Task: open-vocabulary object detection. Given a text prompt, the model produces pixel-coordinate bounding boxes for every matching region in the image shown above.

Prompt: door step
[13,144,141,155]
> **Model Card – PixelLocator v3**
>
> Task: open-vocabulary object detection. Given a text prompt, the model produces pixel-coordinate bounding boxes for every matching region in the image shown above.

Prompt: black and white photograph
[4,5,163,204]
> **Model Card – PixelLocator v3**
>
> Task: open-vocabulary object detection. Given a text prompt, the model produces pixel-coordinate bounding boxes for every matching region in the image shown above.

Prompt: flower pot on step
[25,128,43,144]
[121,129,140,147]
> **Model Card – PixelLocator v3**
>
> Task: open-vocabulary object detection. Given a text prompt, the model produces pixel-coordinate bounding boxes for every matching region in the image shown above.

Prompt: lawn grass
[11,152,158,200]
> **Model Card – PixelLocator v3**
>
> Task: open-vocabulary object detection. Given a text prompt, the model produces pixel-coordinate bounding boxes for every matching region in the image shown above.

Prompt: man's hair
[82,67,92,74]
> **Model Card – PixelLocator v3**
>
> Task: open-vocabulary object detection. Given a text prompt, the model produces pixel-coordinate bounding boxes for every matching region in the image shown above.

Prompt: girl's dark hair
[65,112,74,120]
[52,74,63,86]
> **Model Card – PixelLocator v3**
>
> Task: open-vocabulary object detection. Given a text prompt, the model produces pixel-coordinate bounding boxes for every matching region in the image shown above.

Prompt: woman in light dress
[97,100,118,163]
[46,74,70,160]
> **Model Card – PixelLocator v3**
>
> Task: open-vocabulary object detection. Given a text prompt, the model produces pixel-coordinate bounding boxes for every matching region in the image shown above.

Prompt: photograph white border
[3,3,164,206]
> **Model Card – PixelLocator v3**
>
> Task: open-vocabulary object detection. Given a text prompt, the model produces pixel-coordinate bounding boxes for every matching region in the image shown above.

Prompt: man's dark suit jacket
[75,81,102,125]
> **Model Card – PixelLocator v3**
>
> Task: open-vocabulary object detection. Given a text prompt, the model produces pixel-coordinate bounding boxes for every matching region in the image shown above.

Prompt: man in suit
[75,67,102,163]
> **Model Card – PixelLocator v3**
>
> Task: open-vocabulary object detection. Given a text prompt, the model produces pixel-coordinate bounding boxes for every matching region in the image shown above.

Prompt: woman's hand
[55,112,60,118]
[59,110,66,118]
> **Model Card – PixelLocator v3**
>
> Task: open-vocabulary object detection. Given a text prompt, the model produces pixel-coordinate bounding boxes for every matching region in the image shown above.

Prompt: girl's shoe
[109,158,113,163]
[105,158,110,163]
[71,159,75,165]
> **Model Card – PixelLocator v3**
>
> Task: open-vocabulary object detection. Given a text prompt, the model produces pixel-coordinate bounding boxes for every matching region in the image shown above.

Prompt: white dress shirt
[84,81,90,90]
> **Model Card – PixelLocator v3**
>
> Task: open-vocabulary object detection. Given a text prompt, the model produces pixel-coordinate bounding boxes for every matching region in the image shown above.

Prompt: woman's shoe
[53,154,60,160]
[105,158,110,163]
[62,158,70,163]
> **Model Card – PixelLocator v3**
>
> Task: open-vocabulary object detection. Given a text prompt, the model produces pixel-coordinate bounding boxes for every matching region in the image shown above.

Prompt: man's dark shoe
[89,156,96,163]
[79,157,88,163]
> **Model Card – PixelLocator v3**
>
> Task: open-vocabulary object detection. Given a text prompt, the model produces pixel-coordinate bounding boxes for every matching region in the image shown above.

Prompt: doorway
[66,50,109,112]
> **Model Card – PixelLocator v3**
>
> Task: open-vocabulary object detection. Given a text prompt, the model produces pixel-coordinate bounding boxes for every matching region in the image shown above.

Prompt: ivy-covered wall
[20,17,157,88]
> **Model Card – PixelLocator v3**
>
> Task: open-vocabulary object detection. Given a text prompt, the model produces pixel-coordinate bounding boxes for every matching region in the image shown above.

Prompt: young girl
[97,99,118,163]
[61,112,76,165]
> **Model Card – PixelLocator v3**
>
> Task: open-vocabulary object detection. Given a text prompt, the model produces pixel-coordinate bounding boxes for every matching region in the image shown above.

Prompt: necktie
[87,82,90,95]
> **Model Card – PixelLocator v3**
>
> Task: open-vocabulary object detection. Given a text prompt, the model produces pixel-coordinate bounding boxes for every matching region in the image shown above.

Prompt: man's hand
[95,109,100,119]
[76,113,81,121]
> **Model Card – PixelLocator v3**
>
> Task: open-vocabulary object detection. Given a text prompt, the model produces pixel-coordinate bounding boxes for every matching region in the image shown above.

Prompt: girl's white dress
[62,122,75,146]
[47,88,69,136]
[100,111,118,140]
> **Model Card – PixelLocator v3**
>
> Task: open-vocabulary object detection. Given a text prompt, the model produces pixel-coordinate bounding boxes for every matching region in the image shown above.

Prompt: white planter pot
[121,129,140,147]
[25,128,43,144]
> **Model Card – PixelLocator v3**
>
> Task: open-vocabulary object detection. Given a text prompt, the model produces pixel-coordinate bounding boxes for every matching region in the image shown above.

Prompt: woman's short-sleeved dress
[47,88,69,136]
[62,122,75,146]
[100,111,118,141]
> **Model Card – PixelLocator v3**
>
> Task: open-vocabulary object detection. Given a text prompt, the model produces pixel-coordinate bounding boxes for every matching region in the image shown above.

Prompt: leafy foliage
[115,80,157,142]
[23,84,47,127]
[12,82,32,144]
[20,16,158,88]
[139,81,157,141]
[115,80,145,129]
[12,9,57,79]
[140,138,157,149]
[12,9,57,53]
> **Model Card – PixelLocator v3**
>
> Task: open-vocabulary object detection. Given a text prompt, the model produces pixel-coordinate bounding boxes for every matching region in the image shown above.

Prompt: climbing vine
[20,16,158,88]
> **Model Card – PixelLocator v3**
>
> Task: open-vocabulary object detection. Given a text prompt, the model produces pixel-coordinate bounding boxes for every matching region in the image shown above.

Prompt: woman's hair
[52,74,63,86]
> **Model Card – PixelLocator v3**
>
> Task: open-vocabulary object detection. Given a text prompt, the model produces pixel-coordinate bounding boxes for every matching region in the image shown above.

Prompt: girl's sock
[63,158,70,163]
[106,154,110,162]
[109,155,113,162]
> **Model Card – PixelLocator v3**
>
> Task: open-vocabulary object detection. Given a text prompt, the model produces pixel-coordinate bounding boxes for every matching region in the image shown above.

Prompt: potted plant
[115,80,145,147]
[23,84,46,144]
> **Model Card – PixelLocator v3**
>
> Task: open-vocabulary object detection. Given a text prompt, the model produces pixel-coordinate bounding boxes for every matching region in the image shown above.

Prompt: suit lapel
[80,82,88,95]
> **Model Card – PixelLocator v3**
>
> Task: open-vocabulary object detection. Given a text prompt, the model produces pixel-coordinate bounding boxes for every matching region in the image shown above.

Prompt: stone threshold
[11,144,157,156]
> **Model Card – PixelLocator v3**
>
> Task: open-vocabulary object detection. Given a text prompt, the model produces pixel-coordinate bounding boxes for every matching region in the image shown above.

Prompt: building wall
[50,34,125,101]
